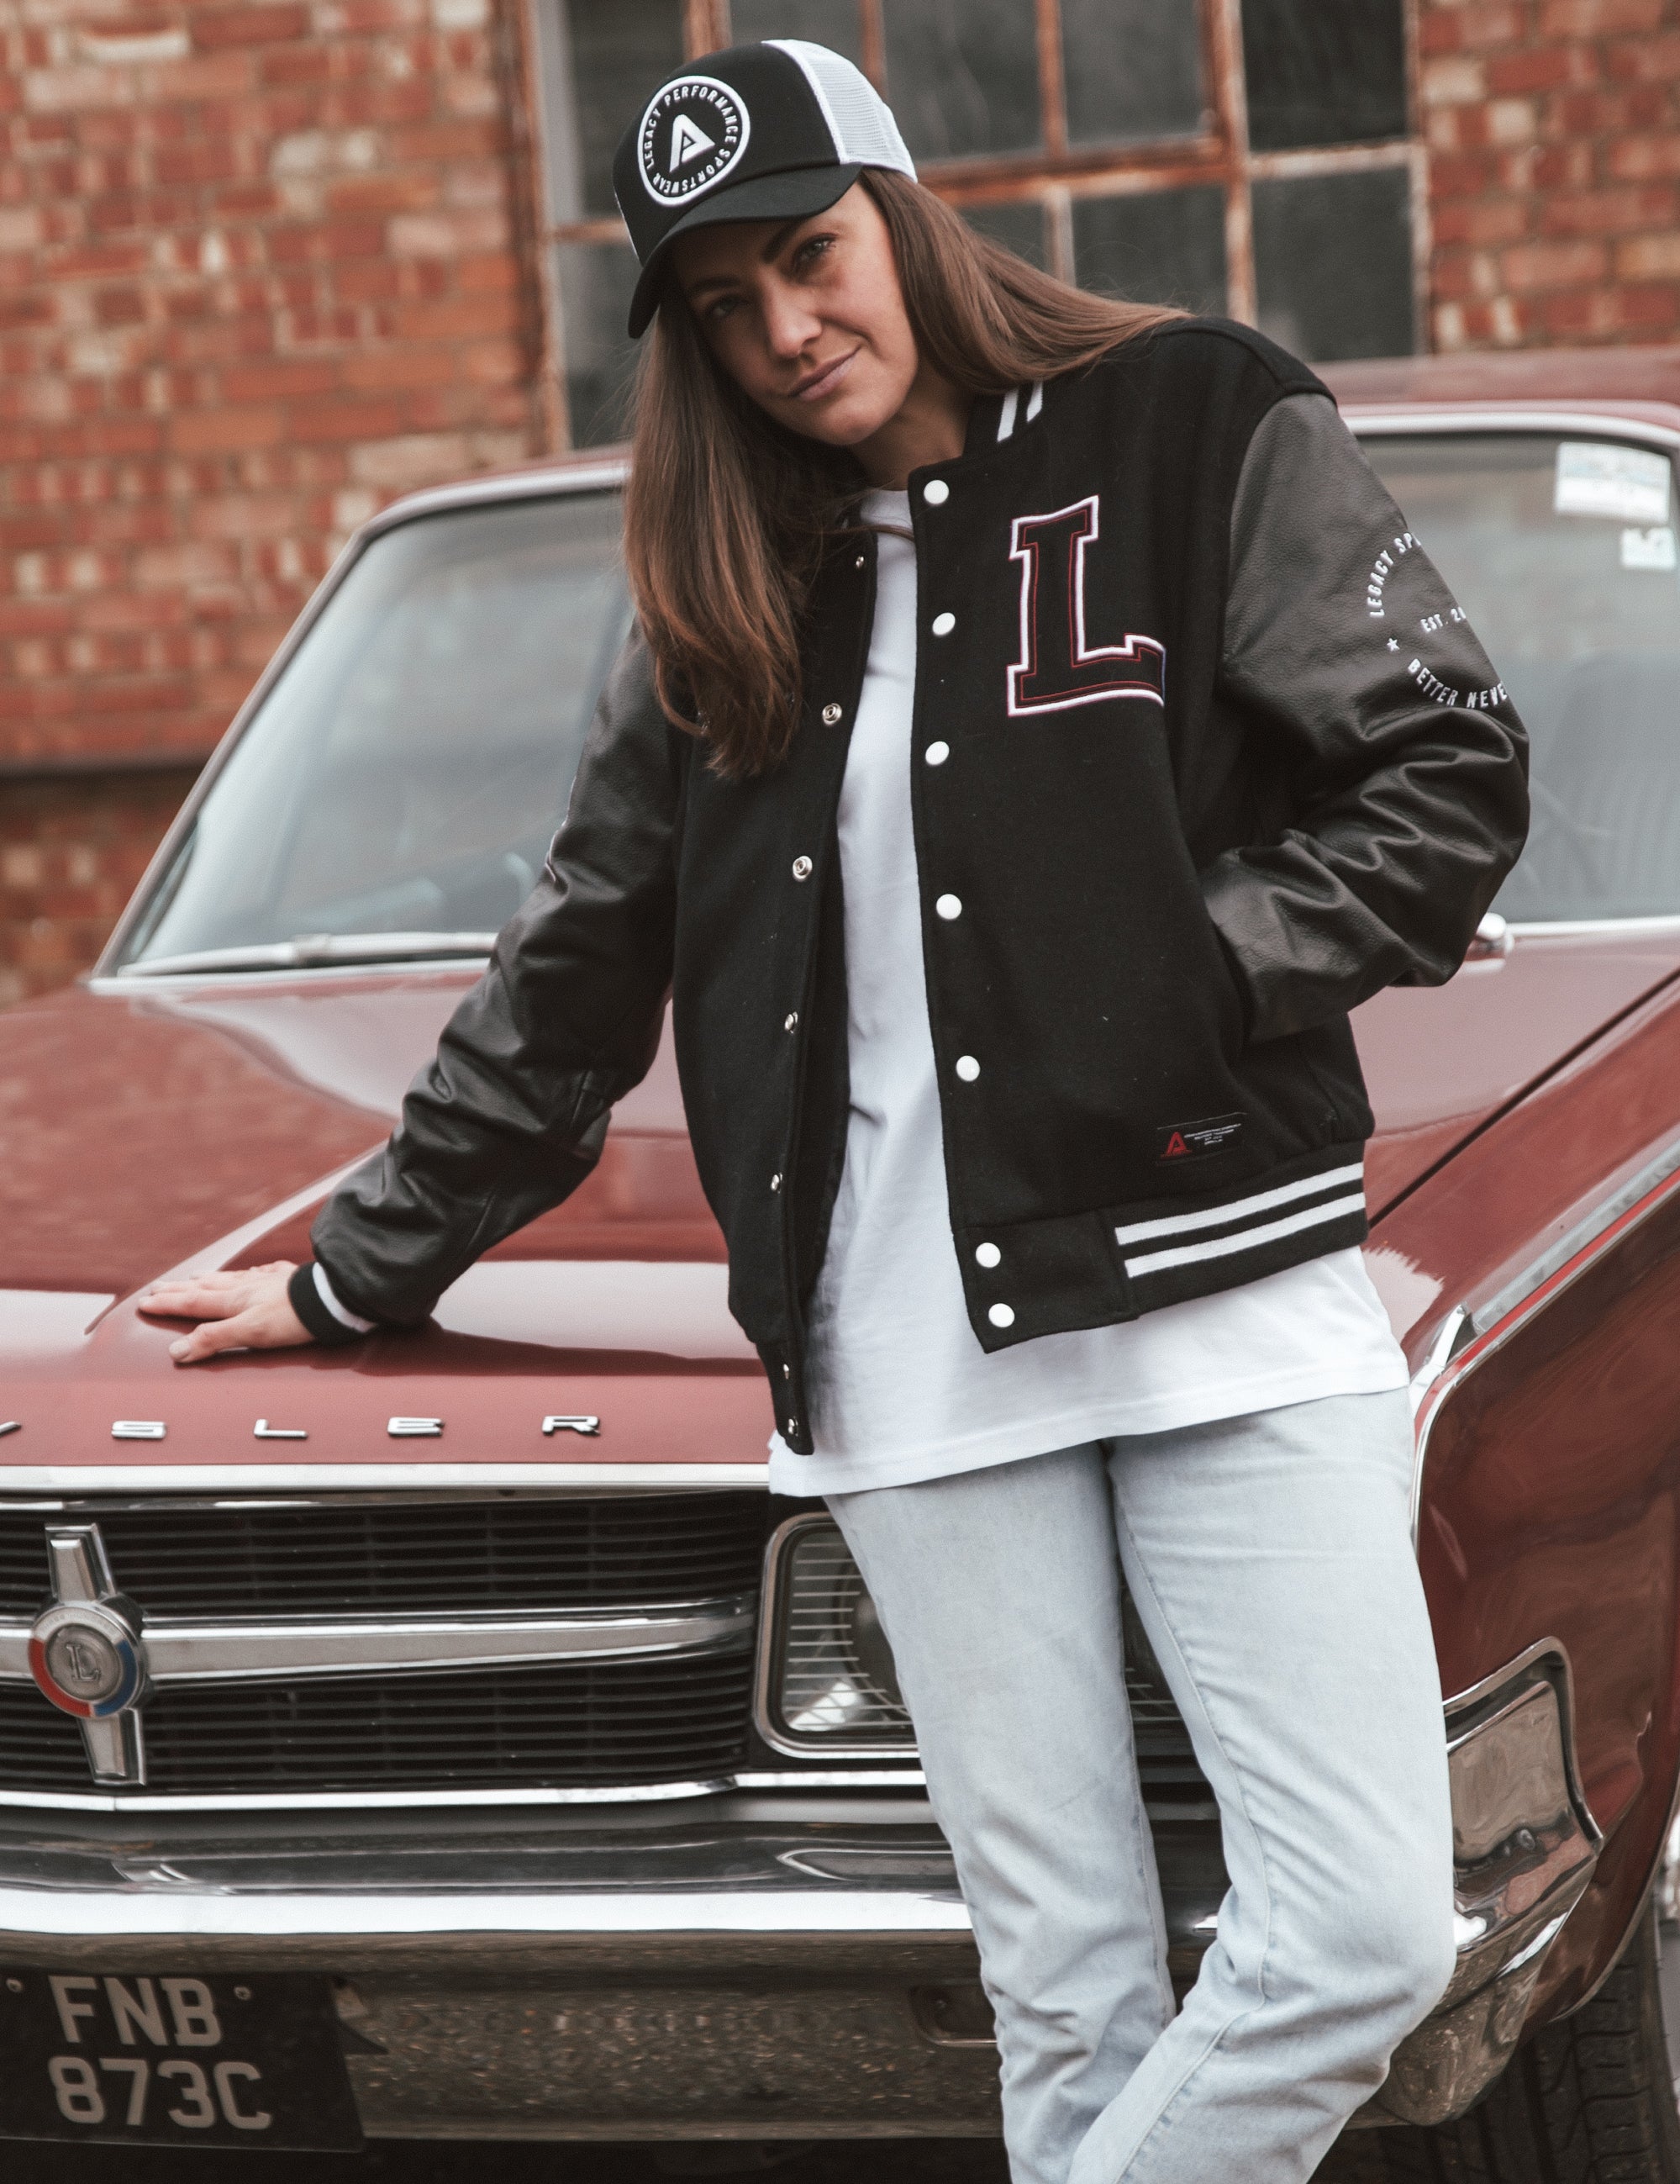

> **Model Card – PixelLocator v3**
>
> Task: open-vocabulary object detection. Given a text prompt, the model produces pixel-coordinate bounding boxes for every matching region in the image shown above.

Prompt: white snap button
[987,1303,1015,1329]
[935,894,962,921]
[931,611,956,636]
[955,1054,980,1082]
[924,741,950,766]
[854,555,866,567]
[923,478,950,505]
[792,856,813,881]
[786,1417,799,1436]
[784,1011,798,1031]
[770,1173,782,1192]
[782,1363,792,1380]
[821,702,842,725]
[975,1242,1001,1269]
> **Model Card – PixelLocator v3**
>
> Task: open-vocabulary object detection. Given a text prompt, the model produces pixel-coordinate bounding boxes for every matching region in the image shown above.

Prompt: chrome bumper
[0,1639,1600,2141]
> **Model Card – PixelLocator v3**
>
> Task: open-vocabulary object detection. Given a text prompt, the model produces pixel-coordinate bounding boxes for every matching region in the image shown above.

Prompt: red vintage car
[2,346,1680,2178]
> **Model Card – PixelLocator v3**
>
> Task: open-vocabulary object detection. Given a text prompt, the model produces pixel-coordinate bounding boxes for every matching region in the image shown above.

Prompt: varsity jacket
[292,320,1530,1455]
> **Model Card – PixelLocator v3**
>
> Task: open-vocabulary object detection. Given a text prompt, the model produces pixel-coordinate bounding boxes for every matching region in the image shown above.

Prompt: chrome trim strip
[355,458,628,538]
[1504,914,1680,939]
[0,1596,755,1685]
[0,1772,924,1816]
[1350,406,1680,452]
[753,1513,919,1763]
[0,1465,768,1495]
[0,1884,972,1942]
[1409,1138,1680,1543]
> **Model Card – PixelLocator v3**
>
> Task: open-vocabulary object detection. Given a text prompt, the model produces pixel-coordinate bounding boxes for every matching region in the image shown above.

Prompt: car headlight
[755,1513,914,1755]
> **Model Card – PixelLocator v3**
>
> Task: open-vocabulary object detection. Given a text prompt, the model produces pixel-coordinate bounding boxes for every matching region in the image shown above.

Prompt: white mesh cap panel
[766,40,916,177]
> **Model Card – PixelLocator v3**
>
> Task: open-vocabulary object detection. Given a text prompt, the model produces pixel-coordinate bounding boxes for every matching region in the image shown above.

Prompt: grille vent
[0,1493,767,1619]
[0,1651,755,1796]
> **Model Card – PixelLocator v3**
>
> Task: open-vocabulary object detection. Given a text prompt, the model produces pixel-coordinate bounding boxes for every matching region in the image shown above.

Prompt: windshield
[118,430,1680,973]
[116,489,631,972]
[1362,430,1680,924]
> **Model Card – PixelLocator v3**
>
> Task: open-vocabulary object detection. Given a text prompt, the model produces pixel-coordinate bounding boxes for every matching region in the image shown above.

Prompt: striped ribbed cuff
[287,1261,373,1347]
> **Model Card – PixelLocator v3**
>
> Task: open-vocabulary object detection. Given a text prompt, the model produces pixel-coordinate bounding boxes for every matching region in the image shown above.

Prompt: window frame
[519,0,1428,446]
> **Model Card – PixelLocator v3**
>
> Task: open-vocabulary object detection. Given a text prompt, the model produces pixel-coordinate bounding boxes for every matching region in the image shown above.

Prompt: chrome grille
[0,1492,767,1803]
[0,1649,756,1795]
[0,1493,767,1619]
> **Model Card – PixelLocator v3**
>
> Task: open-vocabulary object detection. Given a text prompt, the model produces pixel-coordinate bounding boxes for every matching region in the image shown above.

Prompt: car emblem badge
[27,1526,147,1784]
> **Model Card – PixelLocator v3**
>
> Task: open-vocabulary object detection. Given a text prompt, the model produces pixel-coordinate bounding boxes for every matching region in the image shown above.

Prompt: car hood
[0,969,761,1474]
[3,933,1677,1466]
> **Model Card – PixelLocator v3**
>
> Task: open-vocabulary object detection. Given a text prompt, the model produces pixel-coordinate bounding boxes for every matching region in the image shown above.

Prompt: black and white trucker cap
[612,40,916,337]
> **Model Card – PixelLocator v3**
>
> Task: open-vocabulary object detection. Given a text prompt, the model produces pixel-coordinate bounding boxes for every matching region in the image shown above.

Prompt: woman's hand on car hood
[139,1261,313,1364]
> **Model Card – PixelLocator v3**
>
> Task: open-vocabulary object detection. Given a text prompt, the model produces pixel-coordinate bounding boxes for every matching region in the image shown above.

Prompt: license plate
[0,1970,363,2150]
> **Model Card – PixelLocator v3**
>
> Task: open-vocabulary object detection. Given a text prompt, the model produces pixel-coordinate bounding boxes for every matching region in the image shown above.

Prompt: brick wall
[0,0,545,775]
[0,763,197,1004]
[0,0,549,999]
[1420,0,1680,347]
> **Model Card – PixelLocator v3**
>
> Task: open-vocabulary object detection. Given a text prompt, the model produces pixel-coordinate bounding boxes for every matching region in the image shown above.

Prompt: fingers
[168,1314,264,1365]
[140,1263,297,1324]
[165,1283,315,1364]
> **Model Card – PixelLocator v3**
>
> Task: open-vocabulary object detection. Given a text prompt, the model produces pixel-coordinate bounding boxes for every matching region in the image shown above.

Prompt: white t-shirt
[766,491,1407,1498]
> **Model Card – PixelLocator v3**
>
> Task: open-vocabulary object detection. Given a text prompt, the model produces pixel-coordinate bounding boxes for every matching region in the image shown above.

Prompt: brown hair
[622,169,1184,778]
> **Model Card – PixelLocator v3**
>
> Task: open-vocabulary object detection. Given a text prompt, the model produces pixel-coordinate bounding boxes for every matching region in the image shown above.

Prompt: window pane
[1073,187,1226,315]
[730,0,865,65]
[1062,0,1204,147]
[552,0,684,219]
[882,0,1041,161]
[1242,0,1408,153]
[1361,433,1680,922]
[962,198,1048,272]
[119,495,632,965]
[1253,168,1413,362]
[556,241,640,447]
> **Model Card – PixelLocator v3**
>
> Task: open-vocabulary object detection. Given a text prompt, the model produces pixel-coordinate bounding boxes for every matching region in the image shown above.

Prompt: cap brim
[626,164,865,337]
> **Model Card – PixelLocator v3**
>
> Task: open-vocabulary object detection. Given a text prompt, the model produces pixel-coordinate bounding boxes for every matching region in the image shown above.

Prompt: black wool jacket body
[295,321,1530,1455]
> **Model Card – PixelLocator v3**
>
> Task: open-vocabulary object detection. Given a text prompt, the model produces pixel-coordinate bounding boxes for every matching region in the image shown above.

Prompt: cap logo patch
[638,76,750,203]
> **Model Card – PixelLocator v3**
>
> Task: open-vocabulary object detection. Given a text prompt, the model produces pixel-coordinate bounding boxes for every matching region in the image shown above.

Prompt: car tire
[1377,1892,1680,2182]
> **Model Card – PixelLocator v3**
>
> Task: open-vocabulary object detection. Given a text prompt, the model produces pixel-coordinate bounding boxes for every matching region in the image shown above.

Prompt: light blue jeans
[828,1390,1455,2184]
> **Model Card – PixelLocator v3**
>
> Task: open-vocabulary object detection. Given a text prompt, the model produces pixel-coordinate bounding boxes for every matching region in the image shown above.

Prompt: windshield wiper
[114,931,498,978]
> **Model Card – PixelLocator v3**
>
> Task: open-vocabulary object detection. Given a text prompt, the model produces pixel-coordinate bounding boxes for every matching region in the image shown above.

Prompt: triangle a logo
[1162,1131,1188,1158]
[669,113,717,172]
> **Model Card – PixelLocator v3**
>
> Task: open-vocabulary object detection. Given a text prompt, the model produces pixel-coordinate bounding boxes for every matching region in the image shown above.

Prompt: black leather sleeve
[1203,391,1530,1042]
[309,627,683,1327]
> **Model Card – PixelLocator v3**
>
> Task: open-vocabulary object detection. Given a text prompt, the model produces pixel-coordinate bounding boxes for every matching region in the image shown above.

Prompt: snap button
[923,478,950,505]
[924,741,950,766]
[931,611,956,637]
[782,1364,792,1380]
[770,1172,782,1192]
[935,894,962,921]
[987,1303,1015,1329]
[786,1418,800,1437]
[975,1242,1001,1269]
[955,1054,980,1082]
[792,856,813,881]
[784,1011,798,1031]
[855,555,865,568]
[821,702,842,725]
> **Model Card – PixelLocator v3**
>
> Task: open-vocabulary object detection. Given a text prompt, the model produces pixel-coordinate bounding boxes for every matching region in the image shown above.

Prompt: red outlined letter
[1007,495,1166,716]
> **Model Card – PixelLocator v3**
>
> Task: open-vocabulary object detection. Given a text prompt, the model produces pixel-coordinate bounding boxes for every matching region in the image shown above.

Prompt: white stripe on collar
[996,382,1045,441]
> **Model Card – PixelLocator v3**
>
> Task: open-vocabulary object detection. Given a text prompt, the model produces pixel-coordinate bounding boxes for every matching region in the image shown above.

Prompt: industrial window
[529,0,1421,447]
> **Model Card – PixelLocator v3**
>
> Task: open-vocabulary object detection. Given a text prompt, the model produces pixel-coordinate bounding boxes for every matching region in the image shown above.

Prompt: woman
[144,40,1528,2184]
